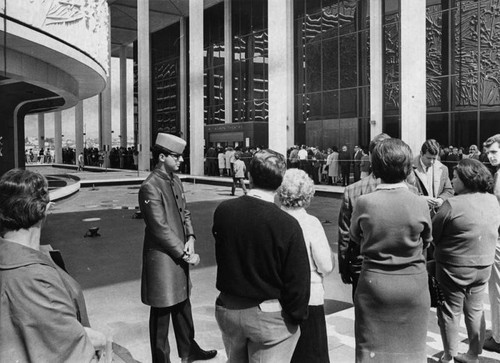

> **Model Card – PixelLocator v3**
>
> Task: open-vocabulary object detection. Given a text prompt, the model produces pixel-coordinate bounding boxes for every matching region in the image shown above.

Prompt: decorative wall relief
[478,0,500,106]
[3,0,109,74]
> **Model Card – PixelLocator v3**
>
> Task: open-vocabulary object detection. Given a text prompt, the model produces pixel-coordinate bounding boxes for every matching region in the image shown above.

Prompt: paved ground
[33,166,500,363]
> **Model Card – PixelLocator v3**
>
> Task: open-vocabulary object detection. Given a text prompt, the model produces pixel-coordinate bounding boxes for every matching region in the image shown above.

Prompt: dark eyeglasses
[168,153,183,160]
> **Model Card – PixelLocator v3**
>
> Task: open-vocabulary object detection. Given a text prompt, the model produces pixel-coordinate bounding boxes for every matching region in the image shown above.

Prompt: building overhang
[0,17,107,112]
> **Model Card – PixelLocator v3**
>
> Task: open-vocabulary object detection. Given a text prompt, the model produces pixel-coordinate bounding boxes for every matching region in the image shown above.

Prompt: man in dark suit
[353,145,362,182]
[139,133,216,363]
[339,145,351,186]
[206,146,218,176]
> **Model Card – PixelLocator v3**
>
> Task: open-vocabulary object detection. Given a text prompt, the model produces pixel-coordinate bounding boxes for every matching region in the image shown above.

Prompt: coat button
[179,208,183,212]
[176,195,179,199]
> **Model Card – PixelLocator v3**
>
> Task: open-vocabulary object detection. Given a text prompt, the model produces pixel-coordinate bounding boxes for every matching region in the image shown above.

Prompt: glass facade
[232,0,269,123]
[151,24,181,137]
[204,3,225,125]
[294,0,370,150]
[143,0,500,151]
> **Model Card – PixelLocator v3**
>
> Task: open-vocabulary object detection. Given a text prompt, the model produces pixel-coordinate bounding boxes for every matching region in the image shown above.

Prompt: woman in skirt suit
[350,138,432,362]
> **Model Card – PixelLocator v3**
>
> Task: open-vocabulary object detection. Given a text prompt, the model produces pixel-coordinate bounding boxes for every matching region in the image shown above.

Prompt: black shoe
[182,348,217,362]
[484,336,500,353]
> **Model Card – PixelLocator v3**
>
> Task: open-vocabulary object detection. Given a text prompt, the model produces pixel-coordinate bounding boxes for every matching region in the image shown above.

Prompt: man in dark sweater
[212,149,311,363]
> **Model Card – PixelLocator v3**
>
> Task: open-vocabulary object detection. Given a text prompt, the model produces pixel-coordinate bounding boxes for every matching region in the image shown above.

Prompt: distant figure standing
[298,144,308,171]
[230,152,247,196]
[353,145,362,182]
[339,145,351,186]
[217,148,225,176]
[225,147,235,177]
[206,146,218,176]
[77,152,84,171]
[289,145,299,169]
[327,146,339,184]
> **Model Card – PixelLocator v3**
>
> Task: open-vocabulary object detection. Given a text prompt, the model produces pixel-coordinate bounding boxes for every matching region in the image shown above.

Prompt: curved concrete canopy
[0,17,107,111]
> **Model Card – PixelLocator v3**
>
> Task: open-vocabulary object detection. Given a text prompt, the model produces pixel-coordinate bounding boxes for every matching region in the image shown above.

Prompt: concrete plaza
[32,166,500,363]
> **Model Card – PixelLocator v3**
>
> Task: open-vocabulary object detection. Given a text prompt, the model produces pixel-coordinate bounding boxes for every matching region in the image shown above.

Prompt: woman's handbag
[427,260,445,308]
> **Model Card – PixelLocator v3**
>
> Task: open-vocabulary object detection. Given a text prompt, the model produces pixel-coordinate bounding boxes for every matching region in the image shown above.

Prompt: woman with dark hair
[350,138,432,362]
[0,169,106,362]
[432,159,500,363]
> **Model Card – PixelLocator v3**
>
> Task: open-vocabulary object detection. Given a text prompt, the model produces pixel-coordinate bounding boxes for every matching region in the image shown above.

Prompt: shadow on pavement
[41,200,223,290]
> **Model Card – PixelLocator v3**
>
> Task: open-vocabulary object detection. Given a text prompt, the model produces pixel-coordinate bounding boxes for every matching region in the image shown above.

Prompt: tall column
[37,114,45,150]
[100,12,112,168]
[370,0,384,137]
[400,1,426,155]
[268,0,294,157]
[189,0,204,175]
[224,0,232,124]
[179,18,188,139]
[75,101,84,167]
[54,111,62,163]
[100,88,112,167]
[138,0,151,171]
[119,45,128,148]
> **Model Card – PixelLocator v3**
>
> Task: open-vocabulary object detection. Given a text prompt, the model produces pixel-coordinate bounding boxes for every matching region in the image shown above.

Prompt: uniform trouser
[231,177,247,195]
[150,299,197,363]
[489,243,500,342]
[215,299,300,363]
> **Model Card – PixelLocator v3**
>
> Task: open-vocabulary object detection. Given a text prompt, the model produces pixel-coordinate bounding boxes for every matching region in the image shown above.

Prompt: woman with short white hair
[277,168,334,363]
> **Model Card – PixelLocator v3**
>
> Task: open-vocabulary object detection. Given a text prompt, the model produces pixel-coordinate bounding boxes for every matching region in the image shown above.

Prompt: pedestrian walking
[230,152,247,196]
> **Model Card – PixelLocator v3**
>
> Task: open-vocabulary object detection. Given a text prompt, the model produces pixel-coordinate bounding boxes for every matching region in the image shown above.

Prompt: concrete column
[75,101,84,167]
[138,0,151,171]
[370,0,384,137]
[179,18,187,138]
[100,12,113,168]
[400,0,426,155]
[268,0,294,157]
[54,111,62,163]
[119,45,128,148]
[100,83,112,167]
[224,0,232,124]
[189,0,204,175]
[37,114,45,151]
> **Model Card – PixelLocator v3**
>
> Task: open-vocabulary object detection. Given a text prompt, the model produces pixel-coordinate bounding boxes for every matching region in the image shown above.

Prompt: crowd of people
[205,141,492,192]
[2,131,500,363]
[24,146,140,171]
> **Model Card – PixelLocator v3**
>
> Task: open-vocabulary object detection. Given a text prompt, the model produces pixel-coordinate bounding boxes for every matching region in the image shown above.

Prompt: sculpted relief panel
[2,0,109,74]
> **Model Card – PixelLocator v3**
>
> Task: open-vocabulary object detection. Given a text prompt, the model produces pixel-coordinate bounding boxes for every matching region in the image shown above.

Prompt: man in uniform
[139,133,217,363]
